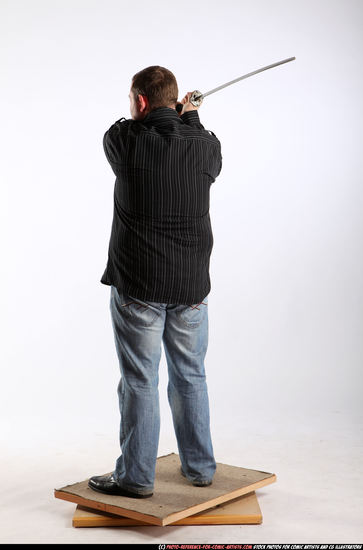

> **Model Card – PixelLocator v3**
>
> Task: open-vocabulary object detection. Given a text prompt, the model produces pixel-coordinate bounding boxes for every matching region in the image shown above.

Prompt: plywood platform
[55,452,276,527]
[72,491,262,526]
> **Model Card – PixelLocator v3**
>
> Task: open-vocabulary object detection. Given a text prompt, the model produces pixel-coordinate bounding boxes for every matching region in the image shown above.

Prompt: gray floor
[1,407,362,543]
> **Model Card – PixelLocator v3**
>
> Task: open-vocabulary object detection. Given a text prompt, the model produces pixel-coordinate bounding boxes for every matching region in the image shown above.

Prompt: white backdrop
[1,0,362,541]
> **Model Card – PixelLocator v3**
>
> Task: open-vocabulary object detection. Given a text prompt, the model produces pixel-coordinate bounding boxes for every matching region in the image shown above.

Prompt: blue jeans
[109,285,216,495]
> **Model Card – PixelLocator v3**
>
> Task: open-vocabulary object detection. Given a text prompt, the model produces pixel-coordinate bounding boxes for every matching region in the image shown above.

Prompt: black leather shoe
[180,466,212,487]
[88,473,153,498]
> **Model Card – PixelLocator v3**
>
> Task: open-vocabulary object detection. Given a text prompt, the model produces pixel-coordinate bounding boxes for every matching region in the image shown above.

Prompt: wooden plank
[72,492,262,527]
[55,452,276,527]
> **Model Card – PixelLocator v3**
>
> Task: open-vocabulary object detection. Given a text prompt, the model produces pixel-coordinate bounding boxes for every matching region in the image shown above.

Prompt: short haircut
[131,65,178,111]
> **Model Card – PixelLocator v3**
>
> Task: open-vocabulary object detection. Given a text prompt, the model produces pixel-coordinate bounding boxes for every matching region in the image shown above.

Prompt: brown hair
[131,65,178,111]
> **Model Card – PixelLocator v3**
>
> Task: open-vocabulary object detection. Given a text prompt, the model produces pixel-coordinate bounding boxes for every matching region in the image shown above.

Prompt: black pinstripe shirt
[100,106,222,304]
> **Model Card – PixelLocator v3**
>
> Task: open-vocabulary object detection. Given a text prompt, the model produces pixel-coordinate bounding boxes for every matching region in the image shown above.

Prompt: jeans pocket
[177,295,208,329]
[115,288,161,328]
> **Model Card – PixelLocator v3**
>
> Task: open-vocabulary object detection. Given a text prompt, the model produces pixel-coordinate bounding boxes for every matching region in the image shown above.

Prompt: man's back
[100,106,222,304]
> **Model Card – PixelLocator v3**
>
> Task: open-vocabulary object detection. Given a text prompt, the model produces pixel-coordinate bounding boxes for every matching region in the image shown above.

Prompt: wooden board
[55,452,276,527]
[72,491,262,526]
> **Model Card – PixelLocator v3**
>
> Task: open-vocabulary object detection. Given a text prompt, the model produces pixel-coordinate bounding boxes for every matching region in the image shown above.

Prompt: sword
[176,56,296,113]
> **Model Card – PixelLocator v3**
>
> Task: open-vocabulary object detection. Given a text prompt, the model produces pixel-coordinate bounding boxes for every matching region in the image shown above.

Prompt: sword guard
[190,90,203,107]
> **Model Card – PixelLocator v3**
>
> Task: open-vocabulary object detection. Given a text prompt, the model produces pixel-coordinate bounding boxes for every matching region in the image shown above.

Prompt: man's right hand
[177,92,201,116]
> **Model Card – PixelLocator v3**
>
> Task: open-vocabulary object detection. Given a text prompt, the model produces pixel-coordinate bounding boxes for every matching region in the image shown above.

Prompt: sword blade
[195,56,296,101]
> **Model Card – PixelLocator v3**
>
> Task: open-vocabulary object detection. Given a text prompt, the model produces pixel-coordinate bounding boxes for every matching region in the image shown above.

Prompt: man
[89,66,222,498]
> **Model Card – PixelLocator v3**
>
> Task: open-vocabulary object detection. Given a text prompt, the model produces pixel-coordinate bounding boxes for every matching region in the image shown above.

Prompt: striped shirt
[100,106,222,304]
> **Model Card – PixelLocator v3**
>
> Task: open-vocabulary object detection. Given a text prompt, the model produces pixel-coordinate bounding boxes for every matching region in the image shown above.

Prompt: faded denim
[109,285,216,495]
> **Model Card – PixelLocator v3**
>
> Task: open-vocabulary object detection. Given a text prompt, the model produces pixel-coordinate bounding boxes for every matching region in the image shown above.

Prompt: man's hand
[177,92,201,116]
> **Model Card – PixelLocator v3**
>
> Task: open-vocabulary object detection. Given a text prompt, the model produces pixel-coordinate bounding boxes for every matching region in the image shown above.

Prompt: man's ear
[137,94,149,113]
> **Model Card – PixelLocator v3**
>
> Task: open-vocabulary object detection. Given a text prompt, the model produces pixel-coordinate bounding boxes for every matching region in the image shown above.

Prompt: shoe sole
[88,481,153,498]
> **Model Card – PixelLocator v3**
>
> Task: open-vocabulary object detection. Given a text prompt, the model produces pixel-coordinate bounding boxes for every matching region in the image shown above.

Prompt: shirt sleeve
[181,110,222,180]
[207,140,223,184]
[103,120,127,176]
[180,110,205,130]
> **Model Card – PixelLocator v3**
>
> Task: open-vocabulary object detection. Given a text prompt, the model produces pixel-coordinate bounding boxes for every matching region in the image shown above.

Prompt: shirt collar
[143,107,180,124]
